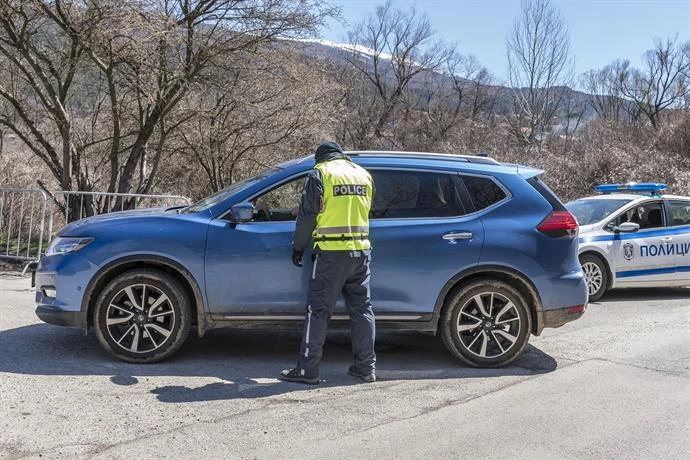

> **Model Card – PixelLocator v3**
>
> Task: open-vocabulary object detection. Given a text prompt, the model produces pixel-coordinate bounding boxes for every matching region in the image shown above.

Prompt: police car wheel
[580,253,608,301]
[440,279,531,368]
[93,269,192,363]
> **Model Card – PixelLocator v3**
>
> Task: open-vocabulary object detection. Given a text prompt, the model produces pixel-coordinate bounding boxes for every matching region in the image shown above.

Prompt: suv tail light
[538,211,579,237]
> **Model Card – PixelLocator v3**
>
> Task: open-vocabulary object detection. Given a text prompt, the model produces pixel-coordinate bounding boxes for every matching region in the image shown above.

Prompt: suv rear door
[361,168,484,320]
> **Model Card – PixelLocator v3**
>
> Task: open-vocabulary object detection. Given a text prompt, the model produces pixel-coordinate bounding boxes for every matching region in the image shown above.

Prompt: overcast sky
[321,0,690,83]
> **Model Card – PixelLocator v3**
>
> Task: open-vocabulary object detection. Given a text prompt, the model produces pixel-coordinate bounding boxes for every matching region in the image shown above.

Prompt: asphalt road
[0,272,689,459]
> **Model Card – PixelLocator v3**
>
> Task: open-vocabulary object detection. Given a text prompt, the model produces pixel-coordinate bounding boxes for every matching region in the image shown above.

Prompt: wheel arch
[80,255,208,337]
[579,249,613,290]
[433,265,544,336]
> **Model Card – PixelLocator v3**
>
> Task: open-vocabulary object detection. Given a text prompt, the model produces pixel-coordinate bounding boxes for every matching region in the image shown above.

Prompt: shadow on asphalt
[0,324,558,401]
[596,287,690,303]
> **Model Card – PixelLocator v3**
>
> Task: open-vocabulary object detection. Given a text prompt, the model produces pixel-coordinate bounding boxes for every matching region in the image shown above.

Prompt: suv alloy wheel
[441,279,531,367]
[93,269,192,363]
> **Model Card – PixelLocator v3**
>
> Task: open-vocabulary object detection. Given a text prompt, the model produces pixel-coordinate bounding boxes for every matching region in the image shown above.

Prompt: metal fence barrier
[0,188,49,262]
[1,188,191,263]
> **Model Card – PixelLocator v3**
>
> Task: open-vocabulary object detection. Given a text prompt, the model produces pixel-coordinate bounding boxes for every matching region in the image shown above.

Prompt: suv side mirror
[615,222,640,233]
[230,202,255,223]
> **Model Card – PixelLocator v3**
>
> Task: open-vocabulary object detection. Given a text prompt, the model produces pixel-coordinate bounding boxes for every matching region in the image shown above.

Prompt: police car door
[611,200,675,286]
[666,199,690,284]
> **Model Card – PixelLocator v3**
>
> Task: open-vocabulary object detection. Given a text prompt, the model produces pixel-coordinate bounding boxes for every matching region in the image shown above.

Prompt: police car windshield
[565,198,633,225]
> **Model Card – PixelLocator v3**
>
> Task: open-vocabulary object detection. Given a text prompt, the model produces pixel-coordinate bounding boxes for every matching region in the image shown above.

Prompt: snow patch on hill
[294,37,393,61]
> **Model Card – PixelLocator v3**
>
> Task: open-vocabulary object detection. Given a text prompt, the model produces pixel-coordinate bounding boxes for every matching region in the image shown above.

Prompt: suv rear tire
[440,279,531,367]
[93,269,192,363]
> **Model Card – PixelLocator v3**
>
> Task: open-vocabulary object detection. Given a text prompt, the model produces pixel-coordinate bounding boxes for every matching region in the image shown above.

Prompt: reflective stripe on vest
[314,225,370,235]
[313,158,372,251]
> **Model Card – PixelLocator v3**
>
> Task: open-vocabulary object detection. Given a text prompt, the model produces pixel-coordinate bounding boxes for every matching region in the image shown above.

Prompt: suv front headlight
[45,237,94,256]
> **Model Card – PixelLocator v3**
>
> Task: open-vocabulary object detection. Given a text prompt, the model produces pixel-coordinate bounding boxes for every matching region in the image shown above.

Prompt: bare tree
[621,37,690,129]
[0,0,90,191]
[0,0,333,211]
[333,63,382,149]
[581,60,630,122]
[558,92,586,145]
[409,53,495,149]
[344,1,455,148]
[507,0,573,144]
[178,45,339,193]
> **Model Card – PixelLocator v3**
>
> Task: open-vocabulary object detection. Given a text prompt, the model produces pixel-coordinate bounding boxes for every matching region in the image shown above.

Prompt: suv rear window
[461,175,507,211]
[527,176,566,211]
[370,170,465,218]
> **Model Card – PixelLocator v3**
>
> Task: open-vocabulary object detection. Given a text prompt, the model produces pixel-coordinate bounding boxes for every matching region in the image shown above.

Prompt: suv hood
[58,207,191,236]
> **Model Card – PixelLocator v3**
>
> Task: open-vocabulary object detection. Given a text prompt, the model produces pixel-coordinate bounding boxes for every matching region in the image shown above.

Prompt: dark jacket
[292,142,349,252]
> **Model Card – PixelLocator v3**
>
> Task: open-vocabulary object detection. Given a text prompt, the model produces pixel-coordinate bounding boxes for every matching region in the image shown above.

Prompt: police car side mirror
[616,222,640,233]
[230,202,255,223]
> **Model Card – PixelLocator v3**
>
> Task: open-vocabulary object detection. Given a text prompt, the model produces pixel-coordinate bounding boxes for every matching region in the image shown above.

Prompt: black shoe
[348,365,376,383]
[278,368,320,385]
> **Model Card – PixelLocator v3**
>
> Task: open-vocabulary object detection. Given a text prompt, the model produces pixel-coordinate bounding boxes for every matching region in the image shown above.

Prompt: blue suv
[34,152,588,367]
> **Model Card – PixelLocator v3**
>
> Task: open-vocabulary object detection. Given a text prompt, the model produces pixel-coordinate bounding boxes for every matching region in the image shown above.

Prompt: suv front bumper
[33,252,97,330]
[35,301,84,329]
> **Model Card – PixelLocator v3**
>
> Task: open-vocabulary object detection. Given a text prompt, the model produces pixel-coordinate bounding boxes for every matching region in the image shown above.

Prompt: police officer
[279,142,376,384]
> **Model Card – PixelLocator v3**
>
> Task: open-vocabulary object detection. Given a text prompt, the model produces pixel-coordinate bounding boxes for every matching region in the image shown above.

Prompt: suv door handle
[661,236,673,243]
[443,231,473,242]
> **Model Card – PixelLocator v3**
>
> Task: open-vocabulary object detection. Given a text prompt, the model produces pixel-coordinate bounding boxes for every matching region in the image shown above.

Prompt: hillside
[292,37,598,124]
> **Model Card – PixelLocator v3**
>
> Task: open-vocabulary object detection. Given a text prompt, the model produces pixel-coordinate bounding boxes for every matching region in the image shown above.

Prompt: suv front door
[204,174,309,317]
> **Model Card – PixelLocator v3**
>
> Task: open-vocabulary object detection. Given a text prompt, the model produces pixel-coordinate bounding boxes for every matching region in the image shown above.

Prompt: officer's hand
[292,249,304,267]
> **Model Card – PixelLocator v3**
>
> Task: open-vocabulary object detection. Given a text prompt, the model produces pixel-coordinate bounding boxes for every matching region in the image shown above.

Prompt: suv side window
[461,175,507,211]
[369,170,465,218]
[252,176,306,222]
[604,201,665,231]
[668,200,690,226]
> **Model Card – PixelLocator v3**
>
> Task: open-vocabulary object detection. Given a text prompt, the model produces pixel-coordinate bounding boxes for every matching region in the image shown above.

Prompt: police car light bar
[594,182,668,195]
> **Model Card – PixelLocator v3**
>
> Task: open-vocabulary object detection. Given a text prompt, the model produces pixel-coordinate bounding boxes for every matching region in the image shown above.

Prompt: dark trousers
[296,250,376,378]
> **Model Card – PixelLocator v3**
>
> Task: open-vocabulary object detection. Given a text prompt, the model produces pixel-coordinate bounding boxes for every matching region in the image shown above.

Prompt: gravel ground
[0,274,689,459]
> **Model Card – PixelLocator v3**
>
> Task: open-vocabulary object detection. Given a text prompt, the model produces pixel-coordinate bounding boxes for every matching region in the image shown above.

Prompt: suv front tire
[93,269,192,363]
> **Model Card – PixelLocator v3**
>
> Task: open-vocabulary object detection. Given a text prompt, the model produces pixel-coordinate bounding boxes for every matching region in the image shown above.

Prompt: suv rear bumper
[542,304,587,329]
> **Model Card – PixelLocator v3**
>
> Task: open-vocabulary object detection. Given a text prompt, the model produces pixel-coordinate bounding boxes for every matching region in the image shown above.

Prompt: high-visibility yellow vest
[313,158,373,251]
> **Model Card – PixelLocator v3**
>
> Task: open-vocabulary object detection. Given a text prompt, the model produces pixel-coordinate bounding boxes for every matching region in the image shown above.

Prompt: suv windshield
[565,198,633,225]
[182,168,279,213]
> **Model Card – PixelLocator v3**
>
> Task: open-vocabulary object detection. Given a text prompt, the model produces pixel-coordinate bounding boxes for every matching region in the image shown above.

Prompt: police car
[565,183,690,300]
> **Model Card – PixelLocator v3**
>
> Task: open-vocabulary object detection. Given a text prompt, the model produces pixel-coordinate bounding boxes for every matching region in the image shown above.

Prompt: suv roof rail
[345,150,501,166]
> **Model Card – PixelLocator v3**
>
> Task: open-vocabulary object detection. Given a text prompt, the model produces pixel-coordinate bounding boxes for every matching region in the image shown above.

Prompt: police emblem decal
[623,243,634,261]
